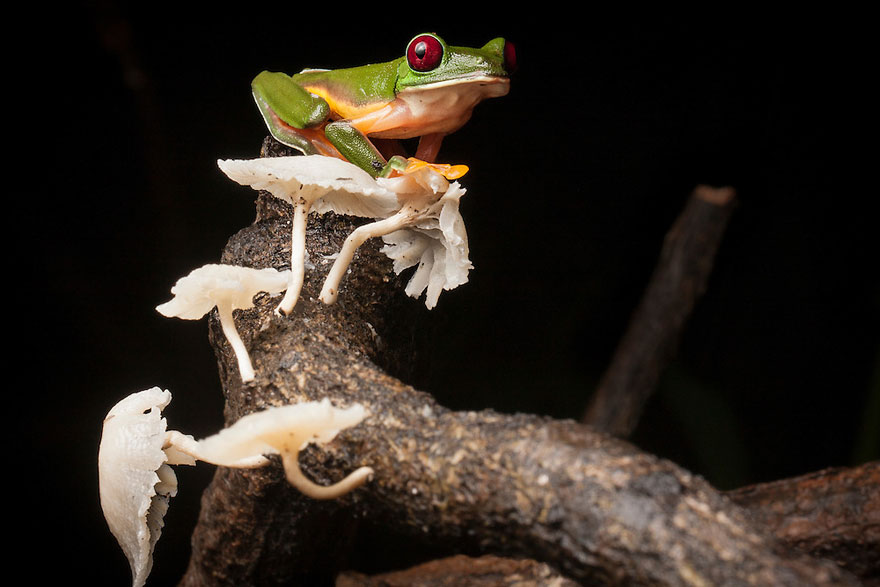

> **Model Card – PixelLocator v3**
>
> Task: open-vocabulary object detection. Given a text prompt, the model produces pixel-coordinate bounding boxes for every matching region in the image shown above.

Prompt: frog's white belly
[359,76,509,139]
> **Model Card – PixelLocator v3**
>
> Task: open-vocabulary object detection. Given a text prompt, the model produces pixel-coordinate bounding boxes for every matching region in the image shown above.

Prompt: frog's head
[396,33,516,93]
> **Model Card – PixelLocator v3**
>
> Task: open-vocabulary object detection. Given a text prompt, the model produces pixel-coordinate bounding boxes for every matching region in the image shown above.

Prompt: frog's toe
[405,158,469,180]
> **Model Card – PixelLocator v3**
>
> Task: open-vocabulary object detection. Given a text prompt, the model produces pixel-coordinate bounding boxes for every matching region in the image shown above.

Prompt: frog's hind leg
[252,71,341,157]
[258,110,322,154]
[257,114,342,159]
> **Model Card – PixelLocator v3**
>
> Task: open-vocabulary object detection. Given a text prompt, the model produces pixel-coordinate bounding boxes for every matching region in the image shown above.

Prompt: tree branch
[336,554,580,586]
[180,160,858,585]
[583,185,737,436]
[727,462,880,583]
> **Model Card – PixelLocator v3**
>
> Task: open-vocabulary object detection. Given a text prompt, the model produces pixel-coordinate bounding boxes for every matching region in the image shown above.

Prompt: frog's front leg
[407,133,467,178]
[414,132,444,163]
[325,123,466,180]
[252,71,340,157]
[324,121,406,178]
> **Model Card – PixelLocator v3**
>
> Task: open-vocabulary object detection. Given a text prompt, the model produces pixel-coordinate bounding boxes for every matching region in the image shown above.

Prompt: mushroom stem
[281,452,374,500]
[216,304,255,382]
[277,200,310,316]
[164,431,268,468]
[319,208,416,305]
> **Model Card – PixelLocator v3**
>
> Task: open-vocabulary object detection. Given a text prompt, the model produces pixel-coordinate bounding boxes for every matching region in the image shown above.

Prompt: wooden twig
[583,185,737,436]
[180,174,857,586]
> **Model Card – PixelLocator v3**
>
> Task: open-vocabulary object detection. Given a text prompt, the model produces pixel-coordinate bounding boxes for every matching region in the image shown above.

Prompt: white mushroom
[318,164,462,305]
[99,388,371,586]
[195,398,374,500]
[218,155,473,310]
[217,156,399,315]
[99,387,263,587]
[98,387,176,587]
[379,181,472,309]
[156,264,291,382]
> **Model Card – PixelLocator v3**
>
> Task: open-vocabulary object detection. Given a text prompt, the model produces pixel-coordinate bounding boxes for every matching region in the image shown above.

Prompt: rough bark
[336,554,580,586]
[584,185,738,436]
[727,462,880,584]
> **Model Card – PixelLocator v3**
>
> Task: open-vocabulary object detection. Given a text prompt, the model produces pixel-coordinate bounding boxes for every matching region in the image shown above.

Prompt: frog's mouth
[398,74,510,98]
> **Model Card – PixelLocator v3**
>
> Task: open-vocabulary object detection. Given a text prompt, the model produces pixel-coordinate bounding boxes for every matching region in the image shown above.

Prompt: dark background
[20,5,876,585]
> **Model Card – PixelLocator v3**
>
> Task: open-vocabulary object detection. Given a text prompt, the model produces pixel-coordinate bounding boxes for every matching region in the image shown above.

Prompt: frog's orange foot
[405,158,469,180]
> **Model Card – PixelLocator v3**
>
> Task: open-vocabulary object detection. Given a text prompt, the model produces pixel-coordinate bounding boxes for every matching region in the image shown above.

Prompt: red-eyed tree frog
[252,33,515,179]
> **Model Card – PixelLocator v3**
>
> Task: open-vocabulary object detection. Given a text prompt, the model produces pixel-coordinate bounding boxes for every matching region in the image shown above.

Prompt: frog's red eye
[503,40,517,74]
[407,34,443,72]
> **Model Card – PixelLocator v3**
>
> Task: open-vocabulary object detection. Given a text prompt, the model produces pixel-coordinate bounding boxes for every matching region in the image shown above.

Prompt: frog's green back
[292,59,402,107]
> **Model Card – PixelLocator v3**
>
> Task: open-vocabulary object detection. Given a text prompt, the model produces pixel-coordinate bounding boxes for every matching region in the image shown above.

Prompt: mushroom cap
[98,387,177,587]
[218,156,400,218]
[156,264,291,320]
[195,399,369,466]
[380,182,472,309]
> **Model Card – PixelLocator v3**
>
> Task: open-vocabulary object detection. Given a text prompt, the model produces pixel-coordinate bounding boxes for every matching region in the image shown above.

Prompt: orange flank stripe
[301,84,391,121]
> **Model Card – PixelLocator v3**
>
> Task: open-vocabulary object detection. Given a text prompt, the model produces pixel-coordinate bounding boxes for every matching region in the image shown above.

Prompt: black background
[20,5,876,585]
